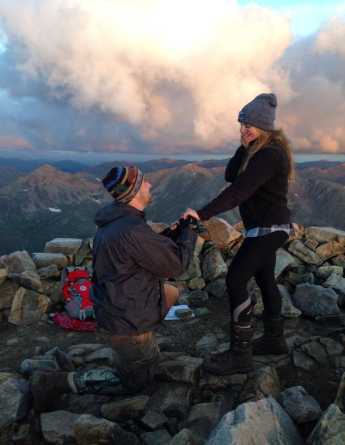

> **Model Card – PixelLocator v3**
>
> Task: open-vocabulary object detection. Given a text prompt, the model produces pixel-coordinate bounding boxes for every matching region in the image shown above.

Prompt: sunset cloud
[0,0,344,153]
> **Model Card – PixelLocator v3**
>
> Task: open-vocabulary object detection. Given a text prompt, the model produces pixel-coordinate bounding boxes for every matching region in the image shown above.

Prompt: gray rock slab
[84,347,115,366]
[169,428,200,445]
[37,264,61,279]
[101,395,149,421]
[73,413,140,445]
[279,284,302,318]
[206,278,227,299]
[156,356,202,385]
[323,273,345,293]
[275,249,298,278]
[288,240,322,265]
[184,402,222,440]
[44,238,83,255]
[141,429,172,445]
[292,284,340,317]
[278,386,322,424]
[32,252,68,269]
[146,383,192,419]
[316,266,343,279]
[202,249,227,282]
[0,373,27,440]
[195,334,219,355]
[41,410,80,445]
[141,410,168,430]
[206,397,304,445]
[307,404,345,445]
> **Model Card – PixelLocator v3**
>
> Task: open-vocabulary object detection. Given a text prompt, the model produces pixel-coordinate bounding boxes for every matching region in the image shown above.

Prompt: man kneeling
[31,165,197,412]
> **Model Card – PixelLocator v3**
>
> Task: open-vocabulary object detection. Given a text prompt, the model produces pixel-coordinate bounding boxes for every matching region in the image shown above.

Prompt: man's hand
[181,208,200,221]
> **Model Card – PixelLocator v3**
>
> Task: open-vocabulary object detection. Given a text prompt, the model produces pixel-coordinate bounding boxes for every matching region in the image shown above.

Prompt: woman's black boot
[253,316,288,355]
[203,321,254,375]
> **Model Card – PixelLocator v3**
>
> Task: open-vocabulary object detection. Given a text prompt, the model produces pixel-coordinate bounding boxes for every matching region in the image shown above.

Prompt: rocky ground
[1,221,345,444]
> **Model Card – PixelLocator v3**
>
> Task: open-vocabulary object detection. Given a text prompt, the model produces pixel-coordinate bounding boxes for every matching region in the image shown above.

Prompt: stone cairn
[1,220,345,444]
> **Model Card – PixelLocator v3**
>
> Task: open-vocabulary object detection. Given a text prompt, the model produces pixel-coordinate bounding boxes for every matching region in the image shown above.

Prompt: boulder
[0,267,7,286]
[0,280,19,311]
[44,238,83,255]
[206,278,227,299]
[202,248,227,282]
[278,386,322,424]
[1,250,36,274]
[203,217,242,249]
[288,240,322,265]
[279,285,302,318]
[323,273,345,294]
[292,336,343,371]
[101,395,149,421]
[146,383,192,419]
[307,404,345,445]
[316,240,345,261]
[305,226,345,243]
[316,266,343,280]
[292,284,340,318]
[8,287,50,325]
[195,334,219,355]
[41,410,81,445]
[275,249,299,278]
[206,397,303,445]
[32,252,68,269]
[141,429,172,445]
[156,356,202,385]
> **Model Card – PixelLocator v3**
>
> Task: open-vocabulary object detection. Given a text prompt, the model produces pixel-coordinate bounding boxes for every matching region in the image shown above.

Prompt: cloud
[0,0,344,153]
[0,0,292,150]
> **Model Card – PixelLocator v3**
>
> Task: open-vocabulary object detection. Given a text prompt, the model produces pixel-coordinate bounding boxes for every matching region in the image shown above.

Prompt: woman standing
[182,93,294,375]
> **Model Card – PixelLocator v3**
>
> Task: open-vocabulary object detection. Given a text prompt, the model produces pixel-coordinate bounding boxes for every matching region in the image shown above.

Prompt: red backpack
[61,267,95,320]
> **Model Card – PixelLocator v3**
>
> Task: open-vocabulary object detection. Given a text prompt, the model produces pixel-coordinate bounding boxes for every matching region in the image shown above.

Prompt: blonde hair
[249,128,295,182]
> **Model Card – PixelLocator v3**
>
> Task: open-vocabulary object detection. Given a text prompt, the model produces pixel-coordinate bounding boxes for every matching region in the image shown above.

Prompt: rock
[41,410,81,445]
[332,255,345,267]
[8,287,50,325]
[307,404,345,445]
[187,290,209,307]
[157,356,203,385]
[195,334,219,355]
[0,267,7,286]
[184,402,222,441]
[178,255,202,283]
[206,397,303,445]
[194,308,210,318]
[9,270,42,291]
[32,252,68,269]
[1,251,37,274]
[288,240,322,265]
[188,277,206,290]
[279,285,302,318]
[202,248,227,282]
[304,238,319,251]
[84,347,115,366]
[20,358,59,376]
[275,249,299,278]
[316,266,343,280]
[75,238,93,266]
[323,272,345,294]
[292,284,340,318]
[278,386,322,424]
[141,429,172,445]
[147,383,192,419]
[0,280,19,311]
[175,308,194,320]
[44,238,83,255]
[202,217,242,249]
[0,373,28,444]
[169,428,200,445]
[37,264,61,279]
[141,411,168,430]
[335,371,345,412]
[200,372,247,391]
[206,278,227,299]
[74,413,140,445]
[239,366,281,403]
[292,336,343,371]
[101,395,149,421]
[305,226,345,243]
[316,240,345,261]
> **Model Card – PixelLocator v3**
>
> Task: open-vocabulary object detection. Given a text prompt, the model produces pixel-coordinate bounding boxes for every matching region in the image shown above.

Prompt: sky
[0,0,345,158]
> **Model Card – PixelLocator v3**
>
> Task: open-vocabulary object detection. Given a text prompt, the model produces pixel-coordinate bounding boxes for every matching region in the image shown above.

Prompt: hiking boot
[253,317,288,355]
[31,371,72,412]
[203,321,254,375]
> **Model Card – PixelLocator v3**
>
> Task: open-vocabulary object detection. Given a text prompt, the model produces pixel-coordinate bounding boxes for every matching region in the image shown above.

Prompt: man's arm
[127,223,197,278]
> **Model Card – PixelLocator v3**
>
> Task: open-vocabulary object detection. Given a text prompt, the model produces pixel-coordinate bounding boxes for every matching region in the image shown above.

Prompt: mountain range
[0,157,344,254]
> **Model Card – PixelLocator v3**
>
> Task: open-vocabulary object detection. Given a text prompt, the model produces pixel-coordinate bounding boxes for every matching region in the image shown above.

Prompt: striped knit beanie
[102,166,144,203]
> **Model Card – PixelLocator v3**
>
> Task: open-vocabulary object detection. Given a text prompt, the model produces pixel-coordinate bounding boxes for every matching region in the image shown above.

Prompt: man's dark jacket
[92,202,197,335]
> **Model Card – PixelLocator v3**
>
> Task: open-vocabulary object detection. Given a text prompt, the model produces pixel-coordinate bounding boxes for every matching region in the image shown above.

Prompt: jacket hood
[95,202,144,227]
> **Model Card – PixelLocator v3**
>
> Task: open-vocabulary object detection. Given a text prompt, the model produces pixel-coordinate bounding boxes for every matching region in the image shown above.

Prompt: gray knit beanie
[238,93,277,131]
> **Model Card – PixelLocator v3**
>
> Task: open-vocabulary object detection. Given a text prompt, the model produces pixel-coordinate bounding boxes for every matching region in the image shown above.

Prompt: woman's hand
[181,208,200,221]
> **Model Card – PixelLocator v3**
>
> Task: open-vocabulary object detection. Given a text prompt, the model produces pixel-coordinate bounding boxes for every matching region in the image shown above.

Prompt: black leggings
[226,231,289,322]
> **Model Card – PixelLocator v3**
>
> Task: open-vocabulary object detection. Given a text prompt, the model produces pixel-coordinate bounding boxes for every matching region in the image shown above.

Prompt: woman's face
[240,124,261,146]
